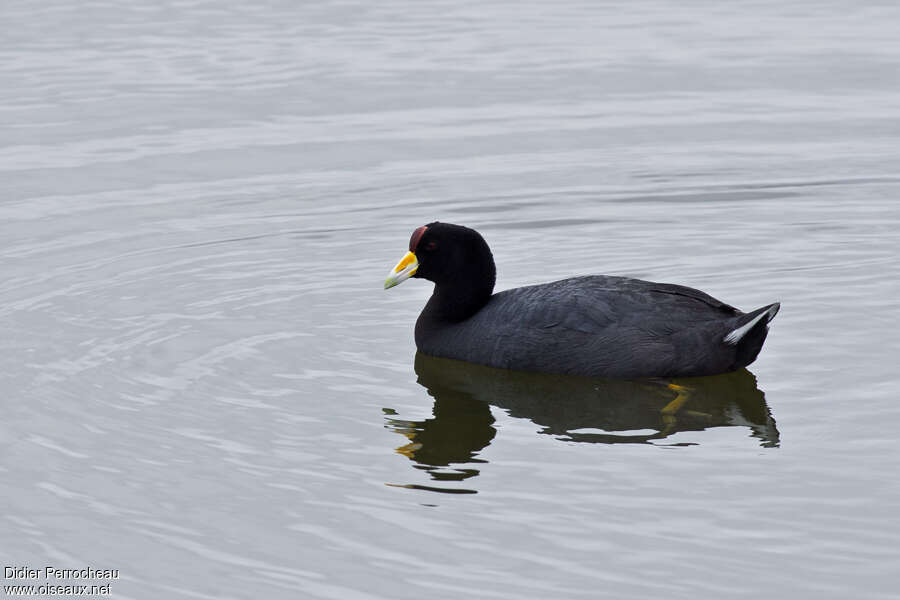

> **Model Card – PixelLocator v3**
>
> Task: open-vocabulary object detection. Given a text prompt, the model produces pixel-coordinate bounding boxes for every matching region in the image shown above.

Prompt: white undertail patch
[723,304,780,345]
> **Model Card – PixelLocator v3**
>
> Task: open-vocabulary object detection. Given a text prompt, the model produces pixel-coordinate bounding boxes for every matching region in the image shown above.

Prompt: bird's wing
[493,276,740,336]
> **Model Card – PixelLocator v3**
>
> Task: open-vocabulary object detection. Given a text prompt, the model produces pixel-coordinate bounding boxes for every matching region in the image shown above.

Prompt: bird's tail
[723,302,780,370]
[724,302,780,345]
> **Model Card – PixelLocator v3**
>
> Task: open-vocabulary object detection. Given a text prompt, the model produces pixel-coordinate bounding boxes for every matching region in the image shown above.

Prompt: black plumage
[391,222,779,378]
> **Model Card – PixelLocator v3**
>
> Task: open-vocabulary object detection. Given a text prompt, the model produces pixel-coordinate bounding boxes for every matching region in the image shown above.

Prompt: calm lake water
[2,1,900,598]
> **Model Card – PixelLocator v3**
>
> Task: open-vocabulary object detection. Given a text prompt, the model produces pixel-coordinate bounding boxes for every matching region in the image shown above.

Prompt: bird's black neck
[422,263,495,324]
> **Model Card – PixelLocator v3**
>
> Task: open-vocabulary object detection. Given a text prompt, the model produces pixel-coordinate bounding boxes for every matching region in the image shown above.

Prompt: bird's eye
[425,241,437,251]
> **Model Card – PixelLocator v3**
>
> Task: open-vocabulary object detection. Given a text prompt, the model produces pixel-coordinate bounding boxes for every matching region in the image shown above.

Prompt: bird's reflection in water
[385,353,778,493]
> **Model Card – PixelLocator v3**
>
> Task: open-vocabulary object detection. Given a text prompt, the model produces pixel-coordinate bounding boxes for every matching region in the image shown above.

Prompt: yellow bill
[384,251,419,289]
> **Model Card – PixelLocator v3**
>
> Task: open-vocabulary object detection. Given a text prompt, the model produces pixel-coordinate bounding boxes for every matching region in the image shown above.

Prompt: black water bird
[385,222,779,377]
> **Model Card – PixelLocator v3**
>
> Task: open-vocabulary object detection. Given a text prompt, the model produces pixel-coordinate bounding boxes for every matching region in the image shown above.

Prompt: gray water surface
[2,1,900,598]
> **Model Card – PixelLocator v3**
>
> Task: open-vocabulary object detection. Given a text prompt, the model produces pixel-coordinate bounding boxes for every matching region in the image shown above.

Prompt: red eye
[425,241,437,251]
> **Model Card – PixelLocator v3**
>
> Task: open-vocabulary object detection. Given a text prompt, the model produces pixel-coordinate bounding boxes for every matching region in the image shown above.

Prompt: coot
[385,222,779,377]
